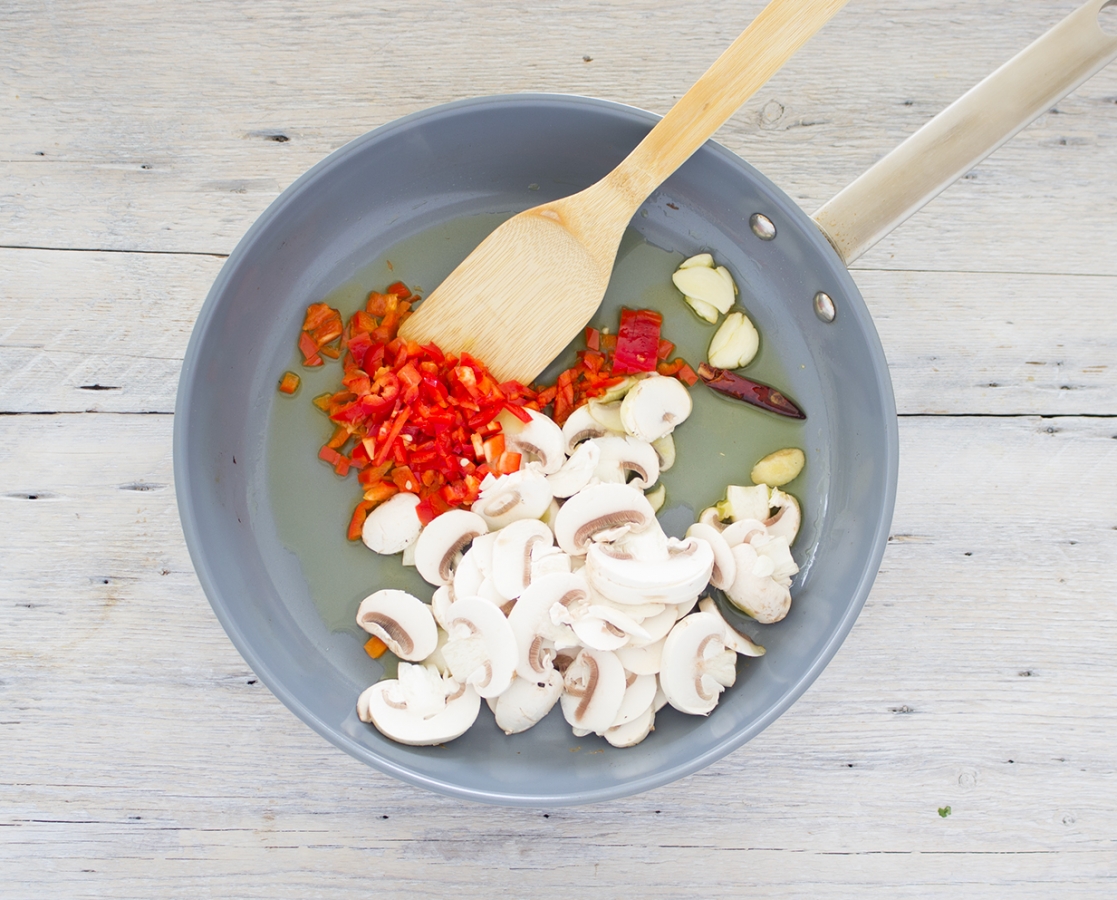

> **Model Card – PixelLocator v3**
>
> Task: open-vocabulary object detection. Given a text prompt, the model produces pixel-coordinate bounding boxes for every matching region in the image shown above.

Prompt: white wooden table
[3,2,1116,896]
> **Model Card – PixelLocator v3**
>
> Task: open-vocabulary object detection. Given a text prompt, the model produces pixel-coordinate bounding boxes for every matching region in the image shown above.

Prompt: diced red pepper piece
[677,363,699,386]
[363,634,388,658]
[657,339,675,360]
[278,371,300,394]
[612,308,662,374]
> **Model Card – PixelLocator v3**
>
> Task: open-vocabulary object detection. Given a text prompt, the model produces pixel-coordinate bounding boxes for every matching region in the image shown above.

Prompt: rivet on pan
[814,291,837,323]
[749,213,777,240]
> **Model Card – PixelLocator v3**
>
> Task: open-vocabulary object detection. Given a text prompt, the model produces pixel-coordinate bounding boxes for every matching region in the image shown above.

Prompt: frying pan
[174,2,1117,805]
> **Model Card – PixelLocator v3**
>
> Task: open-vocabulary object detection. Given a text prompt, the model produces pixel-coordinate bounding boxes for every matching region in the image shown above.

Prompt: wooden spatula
[399,0,849,384]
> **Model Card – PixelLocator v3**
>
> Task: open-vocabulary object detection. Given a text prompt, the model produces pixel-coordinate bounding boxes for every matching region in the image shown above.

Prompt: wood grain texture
[2,0,1117,896]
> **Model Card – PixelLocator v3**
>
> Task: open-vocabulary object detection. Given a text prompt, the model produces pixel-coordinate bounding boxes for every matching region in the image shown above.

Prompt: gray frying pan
[174,2,1117,805]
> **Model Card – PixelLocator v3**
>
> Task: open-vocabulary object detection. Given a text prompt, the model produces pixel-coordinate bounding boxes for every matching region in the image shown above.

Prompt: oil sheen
[267,214,806,642]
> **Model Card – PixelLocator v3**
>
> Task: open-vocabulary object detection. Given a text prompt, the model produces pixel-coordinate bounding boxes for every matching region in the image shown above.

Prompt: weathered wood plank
[2,1,1115,272]
[2,413,1115,895]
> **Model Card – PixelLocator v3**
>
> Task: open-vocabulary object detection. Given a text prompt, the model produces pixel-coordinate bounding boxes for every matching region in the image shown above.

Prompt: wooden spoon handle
[813,0,1117,265]
[601,0,850,213]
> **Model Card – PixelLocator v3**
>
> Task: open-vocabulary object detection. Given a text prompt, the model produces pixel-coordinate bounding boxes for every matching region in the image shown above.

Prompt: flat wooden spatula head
[398,195,625,385]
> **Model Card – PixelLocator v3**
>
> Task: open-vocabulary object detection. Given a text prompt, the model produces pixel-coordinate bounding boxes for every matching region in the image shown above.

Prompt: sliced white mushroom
[506,572,585,680]
[452,546,485,601]
[490,518,554,601]
[491,671,564,734]
[361,492,422,555]
[471,467,554,530]
[413,508,488,586]
[540,497,562,530]
[673,595,699,619]
[720,517,768,547]
[570,604,650,652]
[622,604,677,648]
[619,374,693,442]
[502,409,566,474]
[749,532,800,587]
[698,596,766,657]
[401,540,418,567]
[686,521,737,590]
[423,627,453,675]
[546,439,600,499]
[430,584,454,630]
[604,704,655,748]
[719,484,770,523]
[651,434,675,472]
[441,595,518,698]
[586,535,714,606]
[357,664,480,746]
[724,542,792,624]
[765,488,802,545]
[561,404,615,455]
[355,589,438,661]
[659,612,738,715]
[559,647,627,736]
[587,399,625,434]
[615,636,666,675]
[590,435,660,490]
[530,543,572,581]
[611,672,658,728]
[552,482,657,556]
[698,506,725,531]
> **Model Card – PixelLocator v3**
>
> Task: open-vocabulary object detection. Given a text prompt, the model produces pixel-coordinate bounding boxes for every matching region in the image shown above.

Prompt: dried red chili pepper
[697,363,805,419]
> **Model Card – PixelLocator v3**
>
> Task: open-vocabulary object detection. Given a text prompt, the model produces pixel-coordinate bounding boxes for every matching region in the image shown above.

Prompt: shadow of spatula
[398,0,850,383]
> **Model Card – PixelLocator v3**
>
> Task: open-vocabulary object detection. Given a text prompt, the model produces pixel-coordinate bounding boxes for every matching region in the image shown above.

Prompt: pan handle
[812,0,1117,265]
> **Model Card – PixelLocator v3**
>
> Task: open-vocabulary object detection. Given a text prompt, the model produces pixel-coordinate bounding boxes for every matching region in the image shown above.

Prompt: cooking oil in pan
[267,214,807,639]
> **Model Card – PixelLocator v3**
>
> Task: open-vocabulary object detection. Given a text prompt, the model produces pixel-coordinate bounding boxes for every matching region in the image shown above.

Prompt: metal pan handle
[812,0,1117,265]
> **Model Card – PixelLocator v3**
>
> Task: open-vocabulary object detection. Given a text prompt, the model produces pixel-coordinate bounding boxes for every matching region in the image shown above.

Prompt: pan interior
[175,95,898,805]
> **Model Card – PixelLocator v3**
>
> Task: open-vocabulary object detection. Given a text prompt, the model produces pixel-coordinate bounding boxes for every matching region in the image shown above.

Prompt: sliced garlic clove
[672,265,735,314]
[685,295,720,324]
[677,252,714,270]
[707,311,759,370]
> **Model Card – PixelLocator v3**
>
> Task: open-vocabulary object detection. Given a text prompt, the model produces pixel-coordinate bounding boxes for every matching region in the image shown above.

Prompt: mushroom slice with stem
[561,404,615,455]
[659,612,738,715]
[720,517,768,548]
[491,518,554,601]
[357,663,480,746]
[491,671,564,735]
[619,374,693,443]
[361,491,422,555]
[506,572,585,681]
[355,589,438,661]
[413,508,488,587]
[452,545,486,601]
[546,439,600,499]
[586,535,714,606]
[552,482,657,556]
[590,435,660,490]
[471,467,554,531]
[559,647,627,736]
[765,487,802,545]
[441,595,518,698]
[686,521,736,590]
[430,585,454,631]
[724,542,792,624]
[570,604,650,652]
[698,596,766,657]
[502,408,567,475]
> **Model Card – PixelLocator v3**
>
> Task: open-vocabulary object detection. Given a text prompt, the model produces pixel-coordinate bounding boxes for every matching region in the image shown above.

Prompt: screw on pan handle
[812,0,1117,266]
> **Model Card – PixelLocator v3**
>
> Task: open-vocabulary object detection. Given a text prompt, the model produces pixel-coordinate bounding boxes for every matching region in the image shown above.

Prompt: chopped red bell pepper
[278,371,301,394]
[612,308,662,374]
